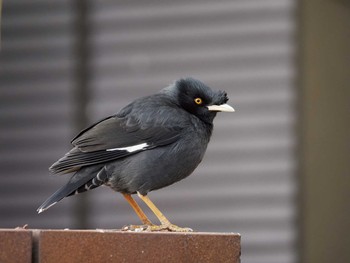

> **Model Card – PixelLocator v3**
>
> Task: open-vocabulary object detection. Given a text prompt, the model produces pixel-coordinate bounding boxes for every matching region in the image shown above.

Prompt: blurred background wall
[0,1,349,263]
[299,0,350,263]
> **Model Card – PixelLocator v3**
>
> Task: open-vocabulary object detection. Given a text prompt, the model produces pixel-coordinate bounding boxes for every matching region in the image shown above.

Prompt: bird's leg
[122,193,155,231]
[137,192,193,232]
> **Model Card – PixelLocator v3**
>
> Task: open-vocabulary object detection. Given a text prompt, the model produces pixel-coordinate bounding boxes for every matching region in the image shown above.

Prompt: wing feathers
[51,99,185,175]
[49,147,146,174]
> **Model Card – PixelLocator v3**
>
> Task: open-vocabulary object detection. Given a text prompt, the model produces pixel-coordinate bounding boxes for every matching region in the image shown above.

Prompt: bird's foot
[122,224,155,232]
[149,223,193,232]
[122,223,193,232]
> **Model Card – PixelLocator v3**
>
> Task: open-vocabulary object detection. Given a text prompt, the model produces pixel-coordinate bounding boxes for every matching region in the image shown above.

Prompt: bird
[37,77,235,232]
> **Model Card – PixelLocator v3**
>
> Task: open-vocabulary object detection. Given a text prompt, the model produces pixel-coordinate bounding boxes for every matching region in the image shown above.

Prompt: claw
[161,223,193,232]
[122,223,193,232]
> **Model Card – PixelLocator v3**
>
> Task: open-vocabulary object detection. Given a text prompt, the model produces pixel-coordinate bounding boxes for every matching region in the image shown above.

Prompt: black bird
[37,78,234,232]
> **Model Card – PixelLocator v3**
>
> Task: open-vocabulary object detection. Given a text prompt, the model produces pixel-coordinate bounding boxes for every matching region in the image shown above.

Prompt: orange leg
[122,193,153,225]
[137,192,193,232]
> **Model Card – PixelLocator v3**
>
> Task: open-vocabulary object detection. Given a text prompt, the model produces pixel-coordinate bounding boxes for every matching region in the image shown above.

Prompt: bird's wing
[50,102,185,174]
[70,115,181,152]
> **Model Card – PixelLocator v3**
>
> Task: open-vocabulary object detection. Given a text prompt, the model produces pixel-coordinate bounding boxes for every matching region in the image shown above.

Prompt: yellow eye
[194,98,203,105]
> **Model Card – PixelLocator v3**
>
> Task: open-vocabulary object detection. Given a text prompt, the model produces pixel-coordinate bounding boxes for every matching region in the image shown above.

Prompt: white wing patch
[106,142,149,153]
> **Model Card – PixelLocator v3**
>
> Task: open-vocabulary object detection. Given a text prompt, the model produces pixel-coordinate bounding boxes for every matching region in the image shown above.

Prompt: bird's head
[173,78,234,124]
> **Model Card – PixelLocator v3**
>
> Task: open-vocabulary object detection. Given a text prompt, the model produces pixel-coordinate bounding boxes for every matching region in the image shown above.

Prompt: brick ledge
[0,229,241,263]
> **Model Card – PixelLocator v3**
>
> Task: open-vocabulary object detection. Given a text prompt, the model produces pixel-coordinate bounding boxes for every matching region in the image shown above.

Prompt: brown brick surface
[0,229,32,263]
[187,232,241,263]
[39,230,240,263]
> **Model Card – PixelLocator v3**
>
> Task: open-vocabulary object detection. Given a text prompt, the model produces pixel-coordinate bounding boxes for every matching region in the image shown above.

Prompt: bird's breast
[107,128,211,195]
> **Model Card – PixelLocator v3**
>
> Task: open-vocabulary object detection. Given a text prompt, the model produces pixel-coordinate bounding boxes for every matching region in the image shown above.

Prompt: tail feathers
[66,167,109,197]
[37,166,108,213]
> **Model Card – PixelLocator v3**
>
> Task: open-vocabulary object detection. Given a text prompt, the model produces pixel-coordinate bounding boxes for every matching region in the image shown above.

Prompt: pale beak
[207,103,235,112]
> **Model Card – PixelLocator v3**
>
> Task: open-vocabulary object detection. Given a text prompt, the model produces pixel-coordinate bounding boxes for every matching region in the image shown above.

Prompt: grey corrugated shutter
[88,1,297,263]
[0,1,76,228]
[0,1,297,262]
